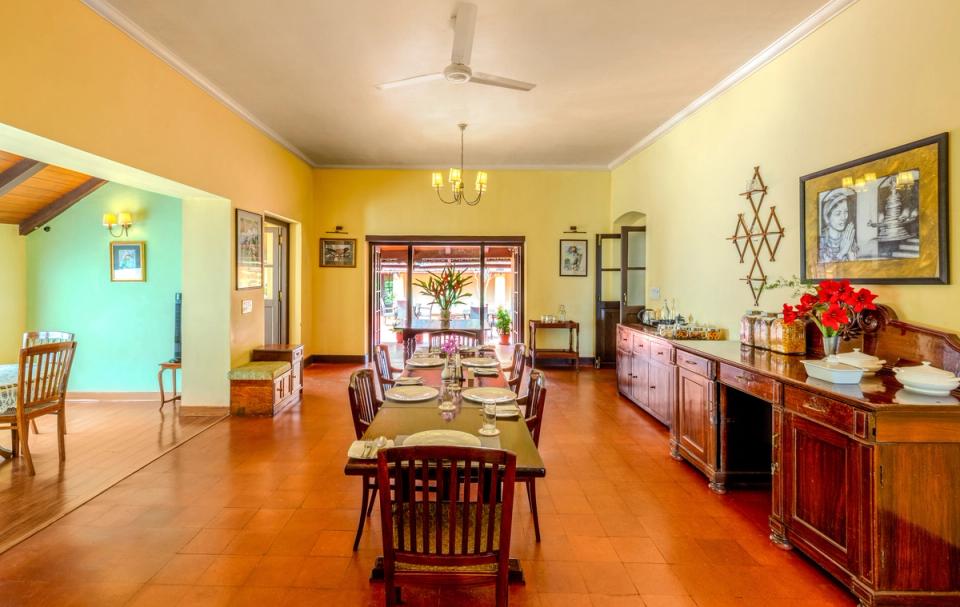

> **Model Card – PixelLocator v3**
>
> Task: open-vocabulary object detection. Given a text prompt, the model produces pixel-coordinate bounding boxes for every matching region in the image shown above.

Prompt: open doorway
[264,217,290,344]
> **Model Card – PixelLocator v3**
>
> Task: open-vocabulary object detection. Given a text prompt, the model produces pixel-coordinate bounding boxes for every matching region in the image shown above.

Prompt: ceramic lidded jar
[892,361,960,395]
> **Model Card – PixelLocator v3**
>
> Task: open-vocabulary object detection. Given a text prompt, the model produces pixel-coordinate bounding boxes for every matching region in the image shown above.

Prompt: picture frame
[800,133,948,284]
[559,239,588,277]
[236,209,264,290]
[110,241,146,282]
[321,238,357,268]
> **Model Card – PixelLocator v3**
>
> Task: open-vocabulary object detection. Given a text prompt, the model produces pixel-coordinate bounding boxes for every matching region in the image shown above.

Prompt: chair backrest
[428,330,479,351]
[374,344,395,390]
[348,369,380,440]
[22,331,75,348]
[377,446,516,569]
[17,341,77,411]
[478,345,498,359]
[508,344,526,390]
[524,370,547,446]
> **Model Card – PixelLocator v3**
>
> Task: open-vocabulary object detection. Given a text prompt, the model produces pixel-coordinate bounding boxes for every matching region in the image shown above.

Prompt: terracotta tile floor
[0,364,857,606]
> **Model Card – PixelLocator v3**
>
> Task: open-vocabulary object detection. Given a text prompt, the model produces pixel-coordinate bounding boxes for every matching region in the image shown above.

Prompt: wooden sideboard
[251,344,304,399]
[616,319,960,607]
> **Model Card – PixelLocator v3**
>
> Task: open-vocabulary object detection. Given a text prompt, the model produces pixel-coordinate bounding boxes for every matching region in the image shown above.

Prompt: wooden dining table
[343,358,546,583]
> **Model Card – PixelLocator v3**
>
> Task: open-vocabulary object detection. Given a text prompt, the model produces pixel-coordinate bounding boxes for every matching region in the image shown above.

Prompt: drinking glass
[438,383,456,412]
[479,401,499,436]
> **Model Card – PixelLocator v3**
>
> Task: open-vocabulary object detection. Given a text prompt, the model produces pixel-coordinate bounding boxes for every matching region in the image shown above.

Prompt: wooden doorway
[264,218,289,345]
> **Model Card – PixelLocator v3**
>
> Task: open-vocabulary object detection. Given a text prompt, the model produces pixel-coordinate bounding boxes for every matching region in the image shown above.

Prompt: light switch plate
[241,299,253,314]
[649,287,661,300]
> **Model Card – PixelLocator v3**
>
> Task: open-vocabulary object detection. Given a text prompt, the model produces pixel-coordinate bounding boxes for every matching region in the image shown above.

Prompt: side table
[528,320,580,371]
[158,361,181,411]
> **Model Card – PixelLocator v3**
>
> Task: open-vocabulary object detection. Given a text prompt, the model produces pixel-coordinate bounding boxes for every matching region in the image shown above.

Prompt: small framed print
[559,239,588,277]
[800,133,948,284]
[110,241,146,282]
[236,209,264,290]
[321,238,357,267]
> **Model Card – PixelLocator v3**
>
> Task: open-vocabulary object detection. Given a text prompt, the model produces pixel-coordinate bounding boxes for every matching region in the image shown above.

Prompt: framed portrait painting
[800,133,948,284]
[321,238,357,268]
[236,209,264,290]
[110,241,146,282]
[559,239,588,277]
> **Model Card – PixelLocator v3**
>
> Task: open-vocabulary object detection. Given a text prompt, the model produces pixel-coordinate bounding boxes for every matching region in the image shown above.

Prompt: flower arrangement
[440,337,460,357]
[781,279,877,353]
[413,266,473,325]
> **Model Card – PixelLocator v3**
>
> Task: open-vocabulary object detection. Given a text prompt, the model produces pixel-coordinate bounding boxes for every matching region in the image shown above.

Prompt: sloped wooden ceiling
[0,151,106,234]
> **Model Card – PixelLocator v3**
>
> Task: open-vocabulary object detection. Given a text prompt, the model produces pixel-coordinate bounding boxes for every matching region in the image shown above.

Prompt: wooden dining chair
[428,330,479,351]
[516,369,546,541]
[374,344,403,398]
[21,331,75,435]
[377,446,517,607]
[505,344,527,393]
[0,341,77,475]
[348,369,382,550]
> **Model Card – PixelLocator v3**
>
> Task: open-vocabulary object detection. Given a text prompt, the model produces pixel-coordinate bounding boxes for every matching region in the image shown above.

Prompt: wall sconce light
[103,212,133,238]
[325,225,349,234]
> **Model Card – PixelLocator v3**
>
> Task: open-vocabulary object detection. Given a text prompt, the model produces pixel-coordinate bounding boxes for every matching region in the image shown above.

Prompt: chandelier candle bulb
[432,172,443,189]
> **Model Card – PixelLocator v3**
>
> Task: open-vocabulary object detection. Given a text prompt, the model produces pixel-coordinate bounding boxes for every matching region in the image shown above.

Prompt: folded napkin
[473,369,500,376]
[348,439,395,459]
[495,404,521,418]
[395,377,423,385]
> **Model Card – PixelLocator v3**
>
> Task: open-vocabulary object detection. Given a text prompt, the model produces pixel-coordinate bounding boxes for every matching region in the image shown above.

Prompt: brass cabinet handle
[802,401,829,413]
[735,374,750,382]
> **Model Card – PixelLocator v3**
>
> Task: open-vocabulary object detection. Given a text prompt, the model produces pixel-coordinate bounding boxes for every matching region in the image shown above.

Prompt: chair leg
[30,419,39,434]
[354,480,371,551]
[527,478,541,542]
[10,428,19,458]
[366,479,378,518]
[384,574,398,607]
[20,424,35,475]
[57,410,66,463]
[496,562,509,607]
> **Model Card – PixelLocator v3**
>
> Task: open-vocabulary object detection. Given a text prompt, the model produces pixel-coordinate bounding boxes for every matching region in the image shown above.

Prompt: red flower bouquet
[782,279,877,353]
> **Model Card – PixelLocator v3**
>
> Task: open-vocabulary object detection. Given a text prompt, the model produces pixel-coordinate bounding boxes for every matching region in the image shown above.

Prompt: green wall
[26,183,181,391]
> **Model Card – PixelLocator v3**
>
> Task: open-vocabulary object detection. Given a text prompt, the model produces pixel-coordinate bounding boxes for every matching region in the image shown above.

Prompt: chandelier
[432,123,488,205]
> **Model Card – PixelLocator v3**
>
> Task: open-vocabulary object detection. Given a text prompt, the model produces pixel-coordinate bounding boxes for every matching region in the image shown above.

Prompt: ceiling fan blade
[470,72,536,92]
[376,73,444,90]
[450,3,477,66]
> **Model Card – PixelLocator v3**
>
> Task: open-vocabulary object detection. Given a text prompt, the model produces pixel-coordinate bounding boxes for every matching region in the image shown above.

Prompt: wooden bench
[229,360,296,416]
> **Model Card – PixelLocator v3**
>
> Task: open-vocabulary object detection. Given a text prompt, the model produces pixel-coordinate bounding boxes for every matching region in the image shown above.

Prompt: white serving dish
[832,348,886,376]
[406,357,445,368]
[461,357,500,368]
[892,361,960,396]
[461,387,516,403]
[893,389,959,405]
[384,385,439,402]
[801,359,864,385]
[402,429,482,447]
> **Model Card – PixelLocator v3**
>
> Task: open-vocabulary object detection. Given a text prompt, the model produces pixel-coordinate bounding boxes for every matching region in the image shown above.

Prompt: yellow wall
[313,169,610,356]
[611,0,960,334]
[0,0,313,367]
[0,225,26,362]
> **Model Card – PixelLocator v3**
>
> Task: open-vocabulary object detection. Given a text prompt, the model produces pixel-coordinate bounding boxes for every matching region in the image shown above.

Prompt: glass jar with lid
[740,310,760,346]
[754,313,776,350]
[770,314,806,354]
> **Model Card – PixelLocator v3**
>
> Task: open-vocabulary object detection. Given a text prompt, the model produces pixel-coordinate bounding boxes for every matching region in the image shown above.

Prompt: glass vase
[822,333,840,359]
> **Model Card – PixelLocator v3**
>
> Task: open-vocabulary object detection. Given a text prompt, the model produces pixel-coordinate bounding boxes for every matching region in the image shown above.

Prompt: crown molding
[312,163,610,171]
[80,0,316,167]
[608,0,858,170]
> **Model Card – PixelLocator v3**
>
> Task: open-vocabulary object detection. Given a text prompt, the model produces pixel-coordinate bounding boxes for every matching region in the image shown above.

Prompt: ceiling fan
[376,2,536,92]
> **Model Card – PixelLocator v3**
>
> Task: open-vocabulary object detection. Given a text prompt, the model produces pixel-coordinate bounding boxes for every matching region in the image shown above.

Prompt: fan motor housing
[443,63,472,83]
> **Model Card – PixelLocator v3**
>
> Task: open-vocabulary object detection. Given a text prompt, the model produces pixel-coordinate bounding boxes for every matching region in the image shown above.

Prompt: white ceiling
[98,0,832,168]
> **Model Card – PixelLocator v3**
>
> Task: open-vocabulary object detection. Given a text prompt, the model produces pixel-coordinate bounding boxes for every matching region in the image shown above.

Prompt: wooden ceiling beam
[0,159,47,197]
[19,178,107,235]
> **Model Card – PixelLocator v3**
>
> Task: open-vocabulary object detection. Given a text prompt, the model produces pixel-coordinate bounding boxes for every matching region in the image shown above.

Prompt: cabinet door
[631,355,648,406]
[647,360,675,426]
[616,347,631,395]
[677,368,716,473]
[783,413,860,572]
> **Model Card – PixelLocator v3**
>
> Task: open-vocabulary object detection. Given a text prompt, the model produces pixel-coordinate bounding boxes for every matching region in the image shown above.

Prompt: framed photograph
[321,238,357,267]
[800,133,948,284]
[110,241,146,282]
[236,209,263,289]
[559,239,588,277]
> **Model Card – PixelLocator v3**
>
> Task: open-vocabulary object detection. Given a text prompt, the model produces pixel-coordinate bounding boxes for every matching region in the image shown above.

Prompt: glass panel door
[483,244,521,344]
[620,226,646,323]
[373,245,409,345]
[411,245,482,326]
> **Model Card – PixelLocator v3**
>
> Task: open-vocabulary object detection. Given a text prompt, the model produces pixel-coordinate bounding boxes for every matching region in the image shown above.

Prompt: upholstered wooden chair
[505,344,526,393]
[22,331,74,435]
[427,330,479,351]
[0,341,77,475]
[348,368,382,550]
[374,344,403,398]
[377,446,517,607]
[516,369,546,541]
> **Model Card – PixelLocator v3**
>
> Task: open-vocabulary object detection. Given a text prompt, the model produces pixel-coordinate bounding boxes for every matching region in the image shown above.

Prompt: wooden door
[677,368,716,473]
[648,359,675,426]
[620,226,646,324]
[263,222,288,345]
[595,233,621,367]
[783,413,860,572]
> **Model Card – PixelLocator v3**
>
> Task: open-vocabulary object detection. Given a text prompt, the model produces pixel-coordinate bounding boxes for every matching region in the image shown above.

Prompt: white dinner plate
[461,357,500,368]
[406,357,445,368]
[384,385,440,402]
[402,430,482,447]
[461,387,516,404]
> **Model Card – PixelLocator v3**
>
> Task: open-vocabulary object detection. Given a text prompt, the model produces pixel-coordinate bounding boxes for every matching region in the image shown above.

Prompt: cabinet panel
[677,368,715,473]
[632,354,649,407]
[647,359,675,426]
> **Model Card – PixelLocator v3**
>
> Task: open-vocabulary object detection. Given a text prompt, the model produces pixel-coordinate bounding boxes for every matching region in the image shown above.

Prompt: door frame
[366,235,525,359]
[620,226,647,324]
[264,217,290,344]
[595,232,622,367]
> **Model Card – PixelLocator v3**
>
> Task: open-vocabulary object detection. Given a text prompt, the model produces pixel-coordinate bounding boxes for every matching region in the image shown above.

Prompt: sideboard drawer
[632,333,648,358]
[676,349,715,379]
[648,338,675,364]
[719,363,780,403]
[784,386,862,436]
[618,326,632,349]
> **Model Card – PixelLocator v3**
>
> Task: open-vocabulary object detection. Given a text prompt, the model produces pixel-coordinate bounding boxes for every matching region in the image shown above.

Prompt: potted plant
[495,307,512,345]
[781,279,877,356]
[413,266,472,329]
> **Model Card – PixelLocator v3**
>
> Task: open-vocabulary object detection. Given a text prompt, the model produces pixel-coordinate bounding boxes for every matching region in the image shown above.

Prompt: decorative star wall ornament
[728,166,784,306]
